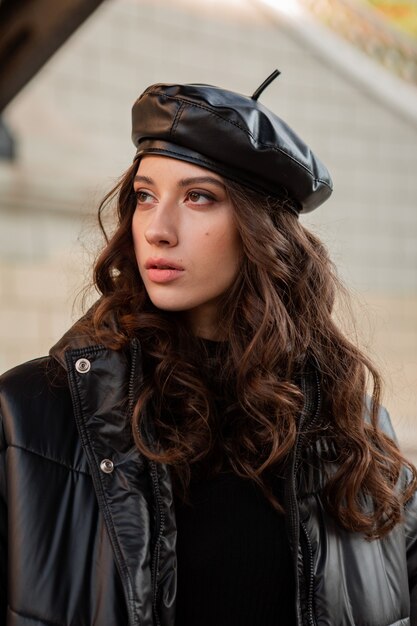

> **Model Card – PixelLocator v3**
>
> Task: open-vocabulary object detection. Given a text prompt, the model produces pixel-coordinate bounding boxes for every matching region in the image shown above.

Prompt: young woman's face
[132,155,242,338]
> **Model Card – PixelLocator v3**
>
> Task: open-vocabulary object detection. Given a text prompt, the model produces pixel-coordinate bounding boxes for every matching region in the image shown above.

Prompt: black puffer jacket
[0,327,416,626]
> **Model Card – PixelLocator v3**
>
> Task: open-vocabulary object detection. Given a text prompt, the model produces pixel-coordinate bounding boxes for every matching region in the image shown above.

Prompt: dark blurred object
[0,0,106,113]
[0,116,16,159]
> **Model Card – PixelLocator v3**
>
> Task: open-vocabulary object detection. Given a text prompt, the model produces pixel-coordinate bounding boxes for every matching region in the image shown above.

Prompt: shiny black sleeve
[0,406,7,622]
[377,403,417,623]
[405,474,417,624]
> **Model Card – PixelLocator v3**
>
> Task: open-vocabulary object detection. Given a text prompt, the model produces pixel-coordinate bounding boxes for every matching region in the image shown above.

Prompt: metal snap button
[75,358,91,374]
[100,458,114,474]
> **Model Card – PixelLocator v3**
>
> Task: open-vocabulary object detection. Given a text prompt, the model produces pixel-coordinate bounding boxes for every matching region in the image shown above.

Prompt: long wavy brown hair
[81,160,416,540]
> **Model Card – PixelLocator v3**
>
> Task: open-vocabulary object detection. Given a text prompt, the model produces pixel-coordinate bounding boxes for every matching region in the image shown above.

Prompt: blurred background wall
[0,0,416,459]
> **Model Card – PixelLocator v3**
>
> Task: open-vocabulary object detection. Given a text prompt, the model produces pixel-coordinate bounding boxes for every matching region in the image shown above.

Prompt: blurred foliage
[361,0,417,38]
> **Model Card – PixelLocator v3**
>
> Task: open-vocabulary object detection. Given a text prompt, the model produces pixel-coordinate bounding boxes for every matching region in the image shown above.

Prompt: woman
[1,71,416,626]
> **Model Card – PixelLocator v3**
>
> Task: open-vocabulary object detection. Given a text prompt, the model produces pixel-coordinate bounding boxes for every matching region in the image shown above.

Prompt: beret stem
[251,69,281,101]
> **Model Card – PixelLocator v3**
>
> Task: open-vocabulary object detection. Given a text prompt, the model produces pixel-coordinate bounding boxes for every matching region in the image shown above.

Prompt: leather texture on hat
[131,82,333,213]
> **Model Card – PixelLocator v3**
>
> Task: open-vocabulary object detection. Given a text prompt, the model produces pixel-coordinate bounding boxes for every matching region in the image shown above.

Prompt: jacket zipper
[149,460,164,626]
[300,521,318,626]
[128,340,140,419]
[287,445,301,625]
[292,368,321,626]
[296,369,321,471]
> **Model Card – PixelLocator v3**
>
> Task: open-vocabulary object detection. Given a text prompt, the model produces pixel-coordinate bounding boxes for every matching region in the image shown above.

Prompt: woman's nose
[144,203,178,247]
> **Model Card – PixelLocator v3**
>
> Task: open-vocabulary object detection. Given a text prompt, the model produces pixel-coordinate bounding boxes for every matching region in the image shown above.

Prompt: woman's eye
[135,190,153,204]
[186,191,214,204]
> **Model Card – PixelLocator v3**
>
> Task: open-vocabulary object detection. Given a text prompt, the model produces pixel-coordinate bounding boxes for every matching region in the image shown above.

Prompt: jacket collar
[49,304,113,371]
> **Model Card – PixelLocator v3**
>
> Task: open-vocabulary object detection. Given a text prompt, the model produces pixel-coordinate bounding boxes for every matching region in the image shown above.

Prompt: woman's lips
[145,258,185,283]
[146,268,184,283]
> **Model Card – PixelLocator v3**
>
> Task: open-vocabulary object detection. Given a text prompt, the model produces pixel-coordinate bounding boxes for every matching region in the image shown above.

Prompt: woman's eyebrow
[134,175,154,185]
[178,176,225,189]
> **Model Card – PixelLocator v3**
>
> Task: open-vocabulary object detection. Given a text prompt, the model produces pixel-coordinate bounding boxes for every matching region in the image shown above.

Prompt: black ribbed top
[173,339,296,626]
[174,473,295,625]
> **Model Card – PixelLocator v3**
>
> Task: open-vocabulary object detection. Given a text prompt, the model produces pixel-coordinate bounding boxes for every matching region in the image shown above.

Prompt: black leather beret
[131,73,333,213]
